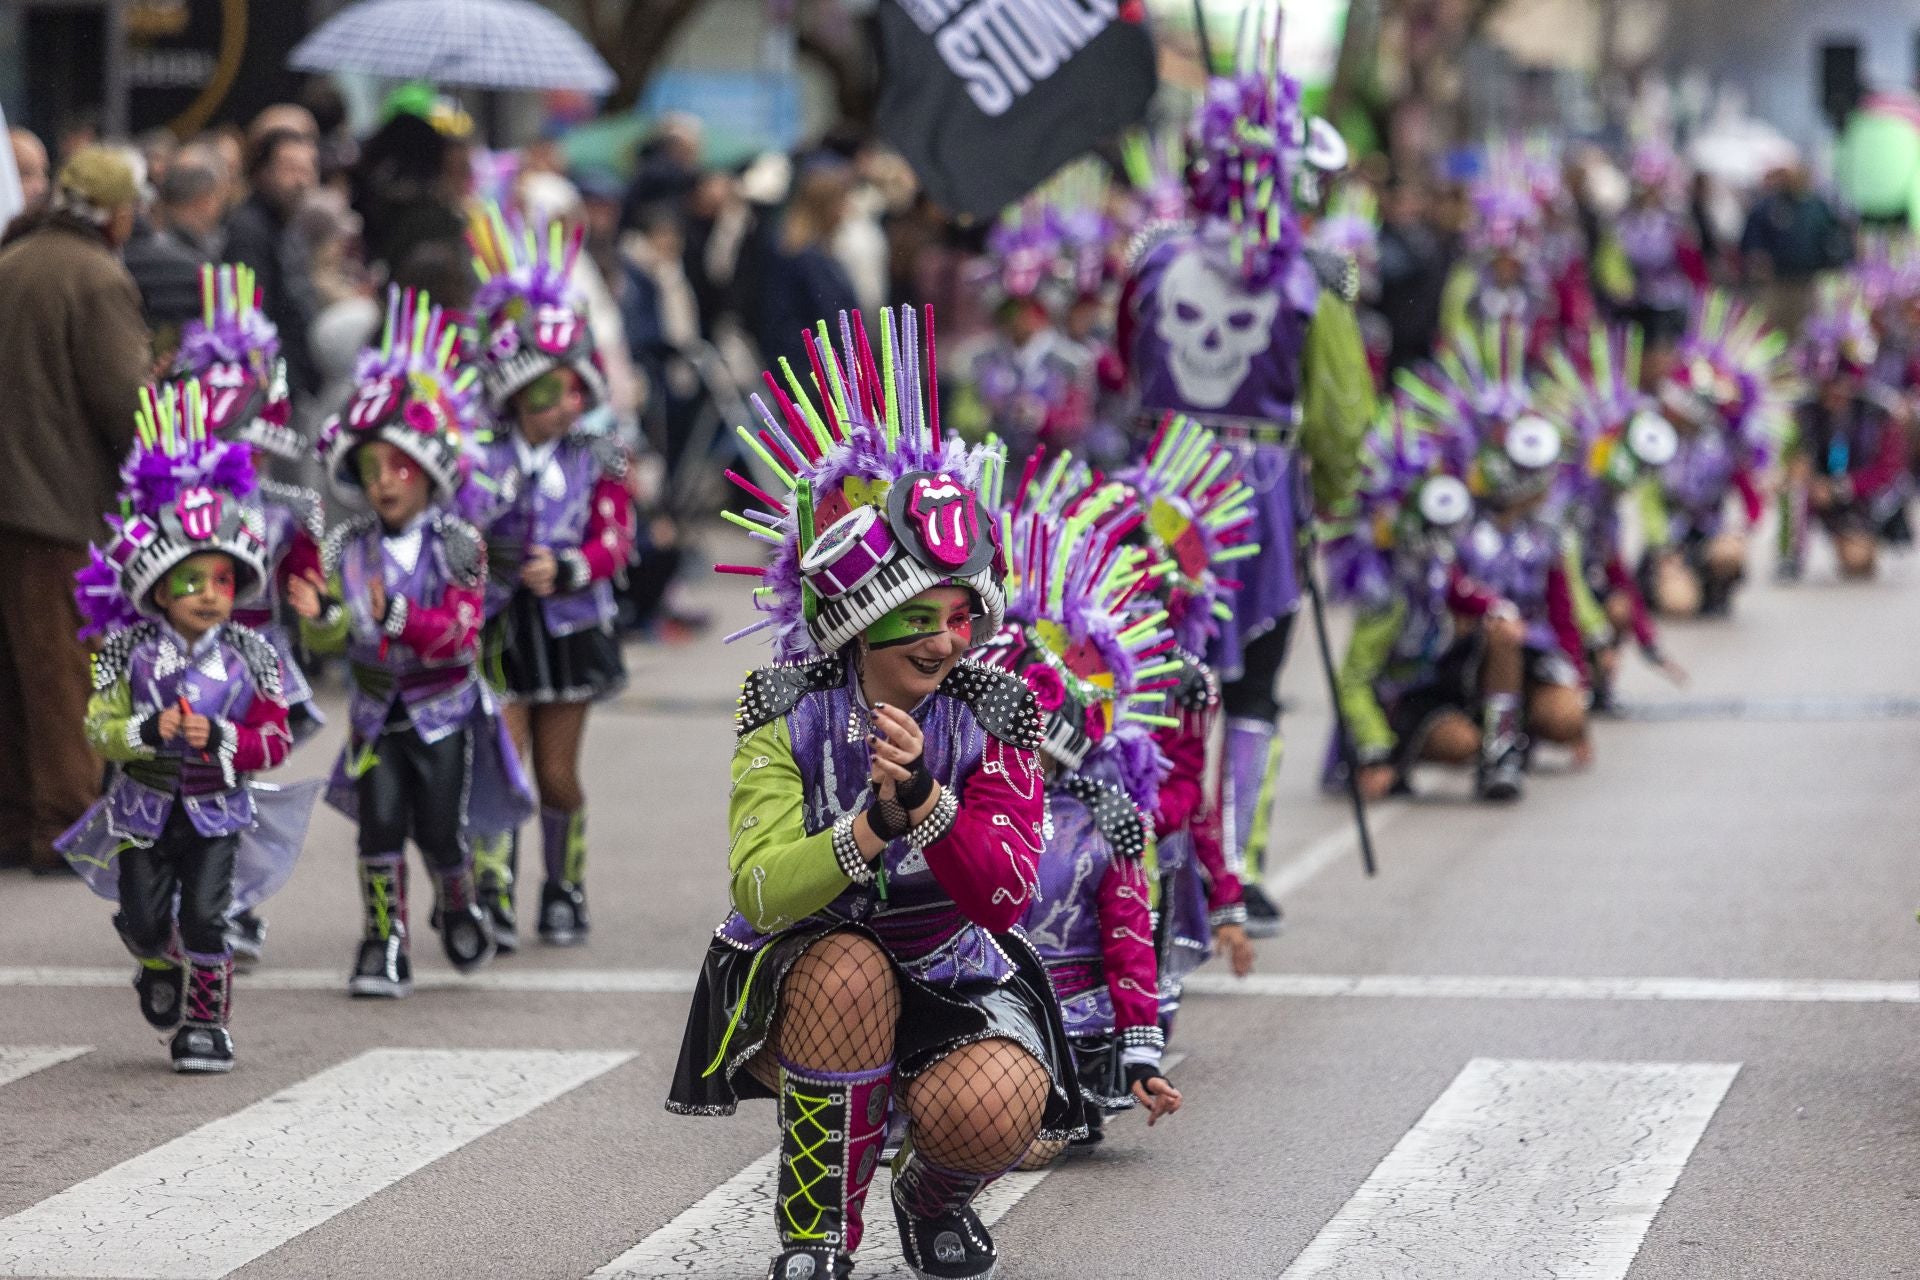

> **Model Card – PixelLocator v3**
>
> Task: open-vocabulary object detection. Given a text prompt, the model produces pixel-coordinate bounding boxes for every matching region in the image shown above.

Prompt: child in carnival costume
[1399,318,1598,799]
[1537,325,1687,710]
[170,263,325,967]
[975,460,1186,1161]
[1120,6,1374,936]
[292,287,534,998]
[59,380,321,1072]
[1642,290,1793,616]
[666,305,1084,1280]
[1321,406,1488,798]
[1595,143,1708,344]
[465,202,637,949]
[1781,284,1912,581]
[1113,415,1261,1025]
[1440,146,1557,362]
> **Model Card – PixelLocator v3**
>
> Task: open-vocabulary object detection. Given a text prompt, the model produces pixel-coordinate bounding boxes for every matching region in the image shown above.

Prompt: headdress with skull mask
[468,200,610,414]
[172,263,299,461]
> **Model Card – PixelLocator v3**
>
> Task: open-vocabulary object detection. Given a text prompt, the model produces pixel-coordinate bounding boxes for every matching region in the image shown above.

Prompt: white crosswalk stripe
[1281,1057,1741,1279]
[0,1045,90,1089]
[0,1047,632,1280]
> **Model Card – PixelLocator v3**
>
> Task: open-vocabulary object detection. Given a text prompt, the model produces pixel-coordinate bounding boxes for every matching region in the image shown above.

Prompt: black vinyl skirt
[1070,1034,1132,1114]
[484,591,627,704]
[666,922,1086,1142]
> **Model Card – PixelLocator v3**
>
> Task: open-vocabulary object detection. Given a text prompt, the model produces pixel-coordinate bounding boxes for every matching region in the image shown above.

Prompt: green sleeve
[1299,294,1378,509]
[728,718,852,932]
[1337,599,1405,757]
[1562,533,1611,642]
[1592,236,1634,304]
[1438,265,1476,348]
[84,680,154,763]
[1636,478,1671,550]
[298,571,351,654]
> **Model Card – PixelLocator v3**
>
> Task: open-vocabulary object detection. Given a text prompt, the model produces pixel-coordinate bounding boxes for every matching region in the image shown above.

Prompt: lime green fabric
[298,571,351,655]
[1301,293,1378,509]
[1337,599,1405,755]
[84,680,153,763]
[728,719,850,932]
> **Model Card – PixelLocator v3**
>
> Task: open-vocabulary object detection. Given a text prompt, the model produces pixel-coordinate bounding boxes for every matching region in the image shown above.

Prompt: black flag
[876,0,1159,219]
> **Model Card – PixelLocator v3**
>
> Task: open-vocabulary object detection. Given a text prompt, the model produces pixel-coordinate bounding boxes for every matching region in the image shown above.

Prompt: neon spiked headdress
[1466,139,1546,258]
[468,199,608,411]
[976,454,1179,808]
[1321,402,1472,606]
[1119,126,1188,229]
[173,264,299,460]
[1538,325,1678,496]
[1115,414,1259,652]
[75,379,267,639]
[717,305,1008,660]
[317,286,482,505]
[984,197,1066,306]
[1397,317,1563,506]
[1309,181,1380,284]
[1662,289,1797,463]
[1797,279,1879,382]
[1854,231,1920,314]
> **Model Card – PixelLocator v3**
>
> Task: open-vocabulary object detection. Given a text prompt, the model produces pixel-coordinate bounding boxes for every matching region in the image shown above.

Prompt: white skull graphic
[1155,247,1279,408]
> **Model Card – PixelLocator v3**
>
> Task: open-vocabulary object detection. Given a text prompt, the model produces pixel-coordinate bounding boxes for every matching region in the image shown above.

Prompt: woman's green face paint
[864,597,974,649]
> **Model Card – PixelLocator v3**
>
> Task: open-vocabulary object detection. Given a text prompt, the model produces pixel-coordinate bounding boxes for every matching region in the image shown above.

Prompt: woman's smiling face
[860,586,975,701]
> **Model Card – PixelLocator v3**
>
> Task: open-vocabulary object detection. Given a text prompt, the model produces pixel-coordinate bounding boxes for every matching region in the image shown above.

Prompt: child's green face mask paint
[863,596,975,649]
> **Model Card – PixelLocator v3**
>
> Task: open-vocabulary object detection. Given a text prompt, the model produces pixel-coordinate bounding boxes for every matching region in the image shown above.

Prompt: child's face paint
[864,594,975,650]
[356,441,433,528]
[859,587,974,703]
[157,552,237,641]
[514,368,584,444]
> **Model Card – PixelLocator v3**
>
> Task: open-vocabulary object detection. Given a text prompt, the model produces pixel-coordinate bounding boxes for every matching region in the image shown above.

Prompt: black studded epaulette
[736,656,846,736]
[941,659,1041,751]
[1056,774,1149,862]
[432,513,486,589]
[224,622,286,701]
[1172,648,1219,714]
[258,479,325,542]
[1306,247,1361,306]
[319,513,378,576]
[581,424,631,480]
[90,621,157,692]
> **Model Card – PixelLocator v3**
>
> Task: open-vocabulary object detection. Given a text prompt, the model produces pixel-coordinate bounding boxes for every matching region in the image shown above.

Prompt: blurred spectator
[619,202,703,462]
[1376,179,1450,374]
[136,128,178,189]
[227,127,321,395]
[298,79,358,186]
[6,126,49,225]
[755,159,860,377]
[621,113,703,232]
[0,147,149,874]
[205,127,246,209]
[55,110,100,163]
[1740,164,1853,338]
[248,103,320,149]
[124,153,226,353]
[352,112,464,283]
[682,169,753,341]
[301,189,381,415]
[834,143,892,312]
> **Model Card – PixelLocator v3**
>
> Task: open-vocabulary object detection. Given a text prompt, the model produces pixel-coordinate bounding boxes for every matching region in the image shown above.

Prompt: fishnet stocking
[760,931,900,1076]
[503,701,590,812]
[906,1038,1050,1174]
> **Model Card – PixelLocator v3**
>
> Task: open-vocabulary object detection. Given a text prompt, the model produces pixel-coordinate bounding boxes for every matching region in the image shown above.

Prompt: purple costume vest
[471,432,618,635]
[1662,431,1737,539]
[1616,208,1692,313]
[1019,787,1117,1037]
[1456,514,1560,649]
[716,658,1019,990]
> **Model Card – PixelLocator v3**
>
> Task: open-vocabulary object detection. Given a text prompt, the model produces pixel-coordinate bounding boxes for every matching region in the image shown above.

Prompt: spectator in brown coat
[0,147,150,873]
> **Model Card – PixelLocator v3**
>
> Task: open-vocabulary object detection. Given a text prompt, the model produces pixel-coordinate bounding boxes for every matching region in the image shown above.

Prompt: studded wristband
[1209,903,1249,929]
[1119,1025,1167,1051]
[906,785,958,849]
[832,812,874,884]
[382,595,410,637]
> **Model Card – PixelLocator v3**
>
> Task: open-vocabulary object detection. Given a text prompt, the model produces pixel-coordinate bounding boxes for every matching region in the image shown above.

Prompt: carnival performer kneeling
[667,306,1082,1280]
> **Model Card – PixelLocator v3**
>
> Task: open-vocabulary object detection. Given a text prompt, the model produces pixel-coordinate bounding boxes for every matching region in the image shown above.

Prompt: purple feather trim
[73,540,141,642]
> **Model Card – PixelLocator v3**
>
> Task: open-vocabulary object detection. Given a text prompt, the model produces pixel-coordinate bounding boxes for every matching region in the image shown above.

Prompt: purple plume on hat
[175,263,281,375]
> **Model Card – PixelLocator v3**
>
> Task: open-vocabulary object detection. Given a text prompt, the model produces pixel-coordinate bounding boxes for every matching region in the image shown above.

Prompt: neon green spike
[1214,543,1261,561]
[878,307,901,447]
[1119,610,1171,642]
[1126,711,1182,730]
[778,357,832,455]
[815,321,850,428]
[437,325,459,371]
[735,423,795,488]
[720,509,781,541]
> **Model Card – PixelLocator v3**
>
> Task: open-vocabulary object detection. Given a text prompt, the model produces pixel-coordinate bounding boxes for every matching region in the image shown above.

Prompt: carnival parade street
[1,536,1913,1279]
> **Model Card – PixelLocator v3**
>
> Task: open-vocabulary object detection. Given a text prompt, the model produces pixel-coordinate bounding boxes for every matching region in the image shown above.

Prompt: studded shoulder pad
[1057,775,1149,862]
[1172,648,1219,714]
[432,513,487,589]
[258,479,326,541]
[581,425,631,480]
[224,623,287,701]
[941,659,1042,751]
[91,622,158,692]
[1306,247,1360,306]
[736,657,846,736]
[319,514,378,576]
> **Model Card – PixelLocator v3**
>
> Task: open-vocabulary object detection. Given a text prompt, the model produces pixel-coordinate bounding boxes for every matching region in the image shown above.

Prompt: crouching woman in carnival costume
[977,463,1185,1163]
[290,288,533,998]
[60,380,321,1072]
[667,307,1083,1280]
[466,204,637,948]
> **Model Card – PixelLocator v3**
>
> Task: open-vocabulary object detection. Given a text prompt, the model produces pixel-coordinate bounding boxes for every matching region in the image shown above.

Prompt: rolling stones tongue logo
[904,473,977,569]
[176,487,222,540]
[532,306,582,356]
[348,375,406,431]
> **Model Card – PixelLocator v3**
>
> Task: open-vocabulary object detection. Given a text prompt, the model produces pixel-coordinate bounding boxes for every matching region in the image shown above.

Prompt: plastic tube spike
[878,306,901,446]
[923,305,941,441]
[734,424,795,489]
[720,509,782,543]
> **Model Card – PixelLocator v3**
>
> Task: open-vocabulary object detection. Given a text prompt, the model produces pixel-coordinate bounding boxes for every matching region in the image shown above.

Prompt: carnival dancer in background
[1538,325,1686,711]
[169,263,325,968]
[1596,143,1707,344]
[977,459,1184,1163]
[666,306,1083,1280]
[59,381,319,1072]
[291,287,533,998]
[466,203,636,949]
[1643,291,1793,615]
[1121,8,1374,936]
[1441,150,1556,362]
[1781,285,1911,581]
[1311,181,1390,387]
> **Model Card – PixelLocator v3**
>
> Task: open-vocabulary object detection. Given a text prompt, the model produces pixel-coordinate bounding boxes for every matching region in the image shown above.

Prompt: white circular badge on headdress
[1625,410,1679,467]
[1504,415,1561,470]
[1417,475,1472,527]
[1304,118,1350,173]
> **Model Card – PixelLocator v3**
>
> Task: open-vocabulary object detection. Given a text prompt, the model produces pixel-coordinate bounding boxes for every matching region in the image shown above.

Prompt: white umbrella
[290,0,616,95]
[0,102,24,228]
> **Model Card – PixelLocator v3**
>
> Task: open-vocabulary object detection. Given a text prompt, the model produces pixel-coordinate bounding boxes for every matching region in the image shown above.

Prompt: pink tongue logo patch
[906,474,976,568]
[177,487,221,541]
[349,375,405,431]
[533,306,581,355]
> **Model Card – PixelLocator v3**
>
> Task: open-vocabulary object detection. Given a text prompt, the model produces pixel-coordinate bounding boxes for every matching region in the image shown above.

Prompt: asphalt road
[1,530,1915,1280]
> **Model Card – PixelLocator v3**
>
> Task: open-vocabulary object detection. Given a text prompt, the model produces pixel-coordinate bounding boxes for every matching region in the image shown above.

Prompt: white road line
[1262,807,1405,902]
[597,1053,1185,1279]
[7,966,1916,1004]
[1281,1057,1740,1279]
[0,1046,90,1088]
[0,1047,632,1280]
